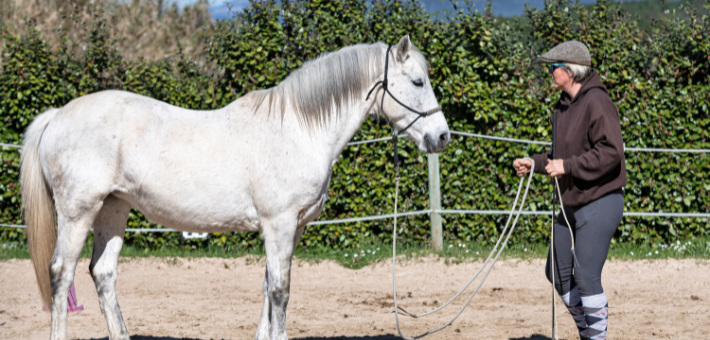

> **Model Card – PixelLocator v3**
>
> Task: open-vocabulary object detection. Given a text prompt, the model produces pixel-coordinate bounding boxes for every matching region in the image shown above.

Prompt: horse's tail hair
[21,108,59,308]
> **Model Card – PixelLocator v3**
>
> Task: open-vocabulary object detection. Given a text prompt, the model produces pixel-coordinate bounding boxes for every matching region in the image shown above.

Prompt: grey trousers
[545,189,624,297]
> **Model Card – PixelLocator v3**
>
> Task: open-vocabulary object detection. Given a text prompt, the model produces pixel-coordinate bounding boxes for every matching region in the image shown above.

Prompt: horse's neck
[320,101,372,164]
[224,87,377,171]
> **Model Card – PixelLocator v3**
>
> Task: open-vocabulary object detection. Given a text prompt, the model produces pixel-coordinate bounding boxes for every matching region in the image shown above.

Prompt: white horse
[21,35,450,340]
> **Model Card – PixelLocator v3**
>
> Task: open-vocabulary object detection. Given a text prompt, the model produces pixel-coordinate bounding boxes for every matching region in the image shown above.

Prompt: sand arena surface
[0,257,708,340]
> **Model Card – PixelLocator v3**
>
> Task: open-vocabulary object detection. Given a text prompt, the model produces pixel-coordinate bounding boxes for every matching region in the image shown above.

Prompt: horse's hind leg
[49,200,103,340]
[89,195,131,340]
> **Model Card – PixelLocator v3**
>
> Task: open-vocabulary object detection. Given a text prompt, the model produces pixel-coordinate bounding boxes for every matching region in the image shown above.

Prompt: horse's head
[377,35,450,154]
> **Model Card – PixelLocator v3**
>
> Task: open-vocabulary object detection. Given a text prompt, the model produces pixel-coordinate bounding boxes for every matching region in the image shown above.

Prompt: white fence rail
[3,208,709,231]
[3,131,710,244]
[5,132,710,151]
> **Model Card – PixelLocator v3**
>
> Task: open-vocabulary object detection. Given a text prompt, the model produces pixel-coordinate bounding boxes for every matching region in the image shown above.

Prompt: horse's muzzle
[425,130,451,153]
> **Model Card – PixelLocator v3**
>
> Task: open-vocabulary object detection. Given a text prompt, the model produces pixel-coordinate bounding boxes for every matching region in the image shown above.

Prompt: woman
[514,41,626,340]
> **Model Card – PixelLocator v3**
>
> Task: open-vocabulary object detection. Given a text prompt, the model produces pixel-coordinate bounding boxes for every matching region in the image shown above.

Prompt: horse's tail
[21,108,59,308]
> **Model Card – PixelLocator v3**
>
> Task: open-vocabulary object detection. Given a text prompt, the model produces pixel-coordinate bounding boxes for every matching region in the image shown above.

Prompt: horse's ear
[395,35,411,63]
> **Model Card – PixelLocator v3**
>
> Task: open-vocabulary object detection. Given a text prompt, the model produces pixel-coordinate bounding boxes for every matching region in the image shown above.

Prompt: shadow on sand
[80,333,562,340]
[509,334,564,340]
[80,335,403,340]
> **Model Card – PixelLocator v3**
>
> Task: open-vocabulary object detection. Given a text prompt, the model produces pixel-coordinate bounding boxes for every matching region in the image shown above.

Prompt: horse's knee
[90,266,117,293]
[267,282,290,305]
[49,257,69,293]
[49,256,63,279]
[268,287,289,304]
[90,265,115,281]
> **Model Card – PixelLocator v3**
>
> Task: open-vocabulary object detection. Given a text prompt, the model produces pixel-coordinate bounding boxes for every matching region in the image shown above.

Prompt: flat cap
[541,41,591,66]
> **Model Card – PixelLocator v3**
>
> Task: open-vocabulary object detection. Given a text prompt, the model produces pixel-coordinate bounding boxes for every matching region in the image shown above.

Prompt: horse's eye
[412,79,424,87]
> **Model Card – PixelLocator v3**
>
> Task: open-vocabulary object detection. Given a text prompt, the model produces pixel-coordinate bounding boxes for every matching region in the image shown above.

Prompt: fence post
[427,153,443,251]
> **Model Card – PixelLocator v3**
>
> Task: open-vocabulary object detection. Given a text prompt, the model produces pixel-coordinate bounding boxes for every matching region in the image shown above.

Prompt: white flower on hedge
[353,254,358,258]
[344,254,348,257]
[630,251,634,255]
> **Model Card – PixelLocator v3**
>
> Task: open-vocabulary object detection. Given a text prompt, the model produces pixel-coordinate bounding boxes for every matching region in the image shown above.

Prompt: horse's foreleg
[89,195,131,340]
[261,215,300,340]
[255,267,270,340]
[256,224,305,340]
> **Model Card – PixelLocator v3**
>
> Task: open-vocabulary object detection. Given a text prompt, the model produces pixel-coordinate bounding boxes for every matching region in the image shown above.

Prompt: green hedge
[1,0,709,250]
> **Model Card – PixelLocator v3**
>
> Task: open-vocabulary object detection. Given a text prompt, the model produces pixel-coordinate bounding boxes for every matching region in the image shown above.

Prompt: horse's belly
[114,188,262,233]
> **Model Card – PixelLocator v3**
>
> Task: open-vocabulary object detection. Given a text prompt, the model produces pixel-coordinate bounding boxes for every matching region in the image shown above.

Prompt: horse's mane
[247,42,427,131]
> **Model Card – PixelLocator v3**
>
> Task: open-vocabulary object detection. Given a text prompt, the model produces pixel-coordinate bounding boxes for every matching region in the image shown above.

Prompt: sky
[169,0,653,21]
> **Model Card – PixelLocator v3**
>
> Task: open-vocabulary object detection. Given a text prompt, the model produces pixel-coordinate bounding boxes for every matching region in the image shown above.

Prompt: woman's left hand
[545,159,565,177]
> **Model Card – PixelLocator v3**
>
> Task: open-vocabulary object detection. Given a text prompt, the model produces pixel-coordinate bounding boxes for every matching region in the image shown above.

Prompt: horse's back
[41,91,171,181]
[38,90,266,231]
[37,89,332,232]
[39,91,185,201]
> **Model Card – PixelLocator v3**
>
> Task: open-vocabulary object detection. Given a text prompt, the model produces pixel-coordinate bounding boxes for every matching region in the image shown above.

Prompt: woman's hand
[545,159,565,177]
[513,159,532,177]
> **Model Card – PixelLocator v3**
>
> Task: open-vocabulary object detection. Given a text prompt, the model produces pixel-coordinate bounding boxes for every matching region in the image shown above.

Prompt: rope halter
[365,44,443,171]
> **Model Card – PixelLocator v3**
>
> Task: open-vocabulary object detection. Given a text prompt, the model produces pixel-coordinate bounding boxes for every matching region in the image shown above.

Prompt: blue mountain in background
[208,0,626,20]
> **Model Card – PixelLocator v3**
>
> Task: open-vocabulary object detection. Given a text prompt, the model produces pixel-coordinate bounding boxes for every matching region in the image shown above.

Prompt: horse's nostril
[439,132,450,146]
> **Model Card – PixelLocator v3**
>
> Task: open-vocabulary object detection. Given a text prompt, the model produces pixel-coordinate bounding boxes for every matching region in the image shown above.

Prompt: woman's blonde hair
[564,63,592,83]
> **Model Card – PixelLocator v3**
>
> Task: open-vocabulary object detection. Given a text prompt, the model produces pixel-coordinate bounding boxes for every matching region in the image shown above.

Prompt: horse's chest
[297,193,328,227]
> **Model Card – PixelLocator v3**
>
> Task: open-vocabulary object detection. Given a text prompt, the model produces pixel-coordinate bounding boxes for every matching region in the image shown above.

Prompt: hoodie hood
[559,70,608,106]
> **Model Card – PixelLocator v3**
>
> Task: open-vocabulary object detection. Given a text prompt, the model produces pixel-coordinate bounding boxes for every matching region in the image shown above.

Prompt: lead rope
[555,177,579,267]
[551,187,557,340]
[391,153,536,339]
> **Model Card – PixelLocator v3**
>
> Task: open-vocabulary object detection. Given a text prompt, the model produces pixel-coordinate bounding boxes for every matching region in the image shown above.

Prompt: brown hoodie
[531,70,627,207]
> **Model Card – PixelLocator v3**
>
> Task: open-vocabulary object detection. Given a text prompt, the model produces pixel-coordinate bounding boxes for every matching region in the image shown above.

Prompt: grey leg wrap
[561,286,588,338]
[581,293,608,340]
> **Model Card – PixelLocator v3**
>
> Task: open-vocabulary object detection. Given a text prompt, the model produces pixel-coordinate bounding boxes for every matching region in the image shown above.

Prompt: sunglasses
[549,63,567,73]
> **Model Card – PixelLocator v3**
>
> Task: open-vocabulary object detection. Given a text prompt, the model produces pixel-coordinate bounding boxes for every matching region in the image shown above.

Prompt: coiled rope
[390,159,577,340]
[391,158,535,339]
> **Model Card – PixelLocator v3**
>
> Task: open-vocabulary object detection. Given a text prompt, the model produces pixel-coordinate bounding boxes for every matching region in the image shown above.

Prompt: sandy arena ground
[1,256,708,340]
